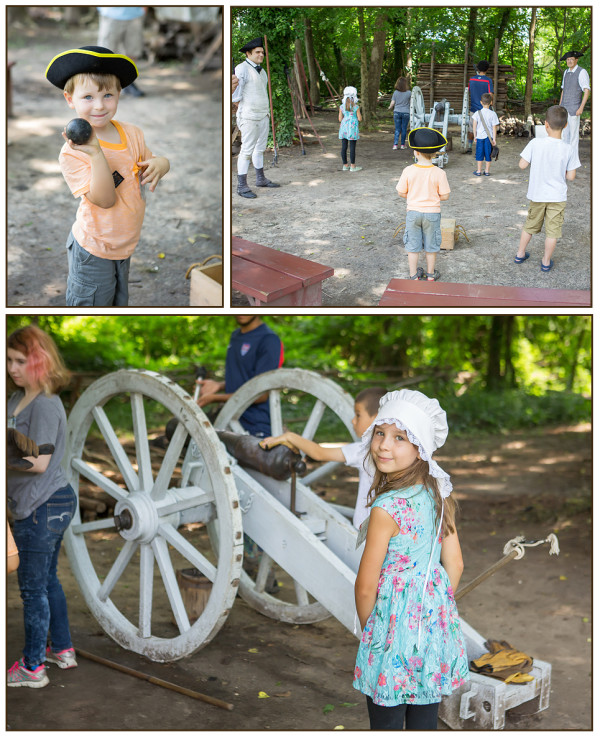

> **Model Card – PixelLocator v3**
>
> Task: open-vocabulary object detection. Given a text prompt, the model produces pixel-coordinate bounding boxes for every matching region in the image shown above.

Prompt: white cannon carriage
[409,85,471,168]
[62,368,550,729]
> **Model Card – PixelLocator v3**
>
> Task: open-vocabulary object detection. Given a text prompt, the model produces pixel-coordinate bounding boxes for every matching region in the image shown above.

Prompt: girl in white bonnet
[339,86,362,171]
[353,389,469,729]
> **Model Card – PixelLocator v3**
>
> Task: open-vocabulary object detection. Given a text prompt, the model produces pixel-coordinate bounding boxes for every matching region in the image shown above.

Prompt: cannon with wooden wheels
[62,368,551,728]
[409,85,471,167]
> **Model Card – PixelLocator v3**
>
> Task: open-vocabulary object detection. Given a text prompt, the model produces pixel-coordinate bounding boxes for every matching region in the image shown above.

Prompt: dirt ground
[7,24,222,307]
[6,423,591,730]
[231,109,590,307]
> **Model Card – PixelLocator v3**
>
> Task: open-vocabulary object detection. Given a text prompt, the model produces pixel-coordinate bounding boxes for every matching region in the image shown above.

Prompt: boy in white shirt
[514,105,579,272]
[472,93,499,176]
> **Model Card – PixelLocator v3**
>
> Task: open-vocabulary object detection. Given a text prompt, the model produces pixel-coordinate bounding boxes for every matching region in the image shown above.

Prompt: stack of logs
[416,63,515,113]
[497,114,592,137]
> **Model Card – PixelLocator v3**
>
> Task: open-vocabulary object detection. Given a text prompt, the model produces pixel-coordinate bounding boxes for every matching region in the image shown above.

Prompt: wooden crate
[187,256,222,306]
[440,218,456,250]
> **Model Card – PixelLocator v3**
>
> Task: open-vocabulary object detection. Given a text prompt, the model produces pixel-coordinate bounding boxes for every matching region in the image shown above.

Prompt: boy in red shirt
[396,128,450,281]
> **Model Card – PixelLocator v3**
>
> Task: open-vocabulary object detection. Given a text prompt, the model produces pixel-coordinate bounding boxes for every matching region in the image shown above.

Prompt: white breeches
[237,115,270,174]
[562,114,581,168]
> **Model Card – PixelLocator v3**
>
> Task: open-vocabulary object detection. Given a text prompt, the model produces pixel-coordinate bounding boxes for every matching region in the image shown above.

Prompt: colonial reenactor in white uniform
[558,50,590,168]
[232,37,280,198]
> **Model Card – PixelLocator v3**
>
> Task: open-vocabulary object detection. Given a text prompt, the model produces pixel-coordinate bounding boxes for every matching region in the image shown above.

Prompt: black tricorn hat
[45,46,138,90]
[560,50,583,61]
[240,37,264,53]
[408,127,448,153]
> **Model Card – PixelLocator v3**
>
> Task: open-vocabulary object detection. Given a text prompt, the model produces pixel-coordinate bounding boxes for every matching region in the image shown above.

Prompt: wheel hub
[114,492,160,543]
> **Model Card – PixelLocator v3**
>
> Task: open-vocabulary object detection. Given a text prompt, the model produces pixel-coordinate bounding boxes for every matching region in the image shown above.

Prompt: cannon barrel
[216,431,306,481]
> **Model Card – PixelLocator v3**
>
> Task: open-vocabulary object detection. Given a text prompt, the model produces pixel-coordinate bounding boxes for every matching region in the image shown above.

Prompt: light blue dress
[339,104,360,140]
[353,485,470,706]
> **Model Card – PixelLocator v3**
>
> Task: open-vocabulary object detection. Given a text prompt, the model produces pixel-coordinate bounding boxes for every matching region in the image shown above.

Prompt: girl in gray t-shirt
[7,325,78,687]
[389,77,412,149]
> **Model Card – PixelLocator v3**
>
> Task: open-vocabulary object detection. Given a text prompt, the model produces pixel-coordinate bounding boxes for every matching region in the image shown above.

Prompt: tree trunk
[357,8,370,126]
[524,8,537,122]
[303,17,320,106]
[367,11,388,117]
[486,317,504,390]
[503,316,516,388]
[333,42,347,90]
[466,8,478,65]
[487,7,512,60]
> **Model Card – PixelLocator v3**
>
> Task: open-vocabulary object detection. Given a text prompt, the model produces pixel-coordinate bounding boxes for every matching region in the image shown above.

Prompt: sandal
[483,172,491,176]
[426,270,440,281]
[473,171,482,176]
[514,252,530,264]
[409,268,424,280]
[541,259,554,272]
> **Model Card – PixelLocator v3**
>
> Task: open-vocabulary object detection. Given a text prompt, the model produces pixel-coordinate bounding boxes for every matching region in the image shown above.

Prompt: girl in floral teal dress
[353,389,469,729]
[339,86,362,171]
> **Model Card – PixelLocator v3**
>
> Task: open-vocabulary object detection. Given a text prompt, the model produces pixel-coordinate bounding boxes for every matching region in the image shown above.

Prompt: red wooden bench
[379,279,590,307]
[232,237,334,306]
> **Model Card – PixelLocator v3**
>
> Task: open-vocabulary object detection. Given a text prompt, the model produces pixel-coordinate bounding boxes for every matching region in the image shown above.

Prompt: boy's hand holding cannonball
[62,119,103,158]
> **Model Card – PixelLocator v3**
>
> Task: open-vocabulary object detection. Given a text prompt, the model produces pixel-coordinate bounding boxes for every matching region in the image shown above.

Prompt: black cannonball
[66,118,92,145]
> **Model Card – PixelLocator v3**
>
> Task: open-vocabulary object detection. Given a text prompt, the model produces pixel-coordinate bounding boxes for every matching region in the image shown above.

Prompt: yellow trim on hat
[408,126,448,149]
[45,48,138,79]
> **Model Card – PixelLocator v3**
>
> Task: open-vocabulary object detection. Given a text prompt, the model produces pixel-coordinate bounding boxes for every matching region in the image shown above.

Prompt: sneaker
[7,658,49,688]
[349,166,363,172]
[392,144,398,150]
[46,646,78,669]
[400,144,406,149]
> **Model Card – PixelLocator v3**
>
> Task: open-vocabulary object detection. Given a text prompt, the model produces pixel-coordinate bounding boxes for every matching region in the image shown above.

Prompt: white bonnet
[342,86,358,107]
[360,389,453,498]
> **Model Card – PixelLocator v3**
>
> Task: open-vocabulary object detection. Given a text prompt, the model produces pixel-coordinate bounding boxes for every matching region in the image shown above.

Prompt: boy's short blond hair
[417,151,434,160]
[481,92,493,106]
[64,72,121,95]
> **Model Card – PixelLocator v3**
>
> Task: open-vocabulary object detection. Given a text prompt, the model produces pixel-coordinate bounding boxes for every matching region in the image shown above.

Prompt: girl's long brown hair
[366,453,456,536]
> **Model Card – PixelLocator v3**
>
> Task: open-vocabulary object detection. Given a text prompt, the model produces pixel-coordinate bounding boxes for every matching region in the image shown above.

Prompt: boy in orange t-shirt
[46,46,170,306]
[396,128,450,281]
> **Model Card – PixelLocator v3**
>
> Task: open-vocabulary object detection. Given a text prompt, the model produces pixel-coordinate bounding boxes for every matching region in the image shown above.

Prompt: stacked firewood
[497,115,541,137]
[416,63,515,113]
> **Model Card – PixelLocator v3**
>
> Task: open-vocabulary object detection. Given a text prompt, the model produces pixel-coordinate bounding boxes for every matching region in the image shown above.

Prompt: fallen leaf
[323,704,335,714]
[334,726,345,730]
[559,575,567,581]
[583,617,589,623]
[339,702,358,708]
[258,691,270,699]
[273,691,292,698]
[248,648,259,653]
[188,237,196,244]
[158,253,165,259]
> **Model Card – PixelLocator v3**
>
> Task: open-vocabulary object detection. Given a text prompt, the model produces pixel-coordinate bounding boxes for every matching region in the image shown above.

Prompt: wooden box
[440,218,456,250]
[188,256,222,306]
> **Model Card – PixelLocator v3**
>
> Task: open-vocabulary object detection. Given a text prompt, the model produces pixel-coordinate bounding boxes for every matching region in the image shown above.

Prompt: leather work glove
[470,639,534,684]
[7,428,55,471]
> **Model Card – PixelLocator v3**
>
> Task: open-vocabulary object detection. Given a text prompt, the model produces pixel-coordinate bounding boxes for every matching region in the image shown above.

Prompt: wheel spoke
[71,458,129,502]
[152,535,191,634]
[151,420,188,501]
[254,553,274,594]
[71,517,116,534]
[269,389,283,435]
[301,460,342,487]
[92,405,140,491]
[159,523,217,582]
[97,539,138,601]
[158,486,215,516]
[293,580,310,607]
[131,392,153,492]
[229,418,246,434]
[302,398,326,441]
[139,543,154,638]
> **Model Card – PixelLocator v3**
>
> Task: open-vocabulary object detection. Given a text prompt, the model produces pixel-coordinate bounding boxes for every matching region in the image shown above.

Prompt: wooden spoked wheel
[63,370,243,662]
[214,368,357,624]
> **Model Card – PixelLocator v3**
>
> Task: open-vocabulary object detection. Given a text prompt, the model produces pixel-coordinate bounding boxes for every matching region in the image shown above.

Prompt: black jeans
[341,138,357,165]
[366,695,440,730]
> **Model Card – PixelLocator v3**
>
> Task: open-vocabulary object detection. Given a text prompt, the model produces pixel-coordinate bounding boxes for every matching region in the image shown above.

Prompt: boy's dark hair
[476,60,490,73]
[481,92,493,106]
[355,387,387,417]
[394,76,408,92]
[545,104,568,132]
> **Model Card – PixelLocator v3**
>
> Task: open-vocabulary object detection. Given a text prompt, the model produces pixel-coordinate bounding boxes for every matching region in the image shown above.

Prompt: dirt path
[232,109,590,307]
[7,424,591,730]
[7,25,222,307]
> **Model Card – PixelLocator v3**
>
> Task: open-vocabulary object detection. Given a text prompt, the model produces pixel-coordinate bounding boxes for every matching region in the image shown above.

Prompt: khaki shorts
[523,201,566,239]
